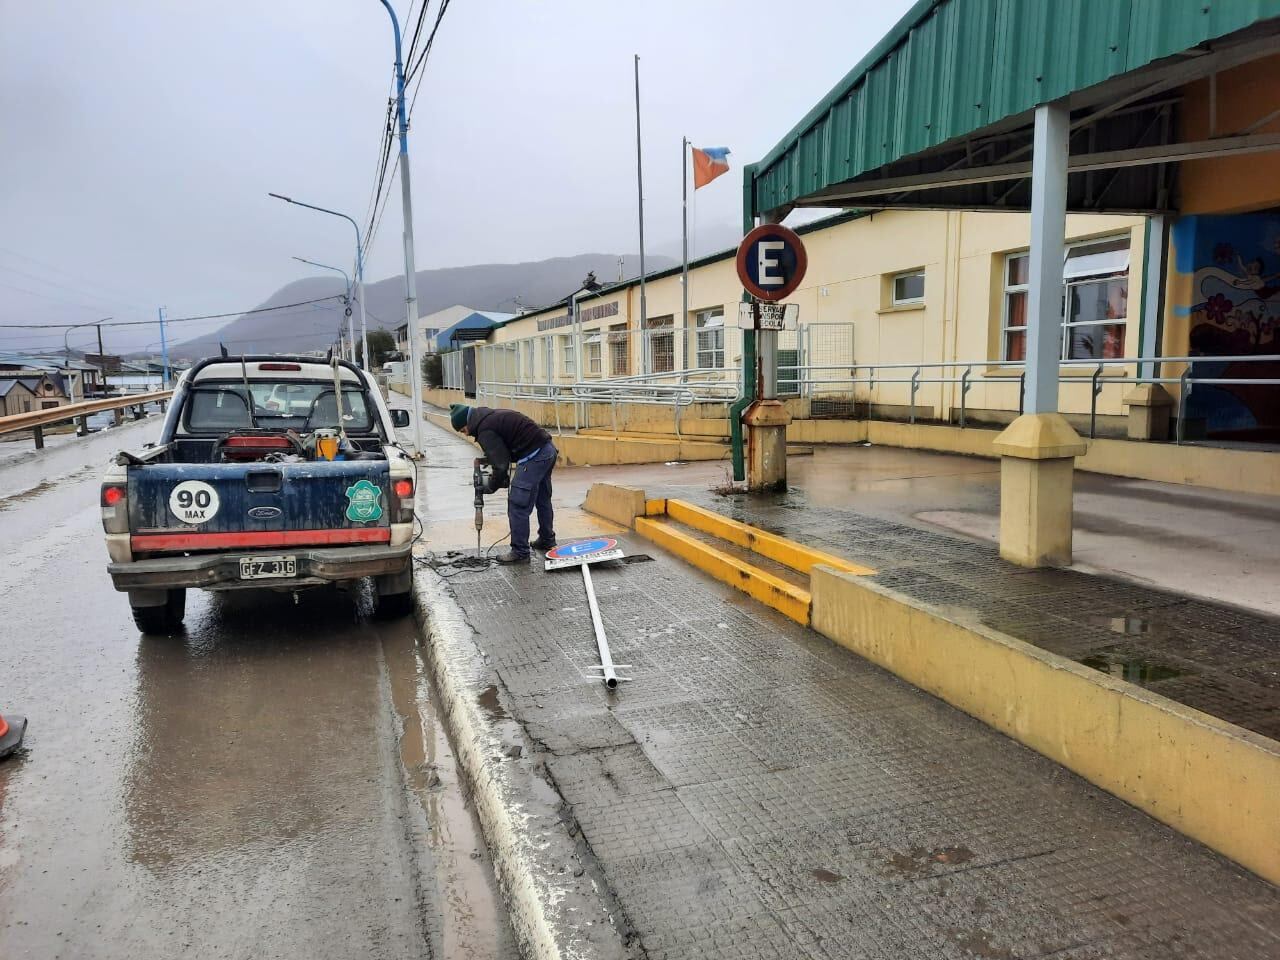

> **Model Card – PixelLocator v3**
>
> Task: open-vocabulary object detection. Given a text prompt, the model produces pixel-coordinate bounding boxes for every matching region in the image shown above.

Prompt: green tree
[356,330,397,369]
[422,352,443,388]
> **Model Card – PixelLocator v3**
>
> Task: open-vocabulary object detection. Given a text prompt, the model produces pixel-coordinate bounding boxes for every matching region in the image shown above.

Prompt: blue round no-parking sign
[546,537,619,561]
[736,224,808,302]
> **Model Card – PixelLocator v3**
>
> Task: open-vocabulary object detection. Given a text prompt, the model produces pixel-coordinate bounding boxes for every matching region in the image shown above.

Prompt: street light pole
[268,193,368,372]
[292,256,354,359]
[374,0,426,458]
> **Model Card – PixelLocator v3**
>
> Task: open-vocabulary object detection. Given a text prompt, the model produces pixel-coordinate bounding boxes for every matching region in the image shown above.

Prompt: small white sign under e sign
[737,302,798,330]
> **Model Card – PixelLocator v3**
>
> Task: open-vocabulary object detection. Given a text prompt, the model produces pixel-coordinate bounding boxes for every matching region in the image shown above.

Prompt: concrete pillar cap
[1122,383,1174,407]
[992,412,1087,460]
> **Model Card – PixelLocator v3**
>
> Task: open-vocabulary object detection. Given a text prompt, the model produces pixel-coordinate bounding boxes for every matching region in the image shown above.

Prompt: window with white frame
[608,323,630,376]
[891,270,925,306]
[1002,237,1129,362]
[584,332,602,376]
[647,315,674,373]
[694,306,725,368]
[520,339,534,382]
[559,334,575,376]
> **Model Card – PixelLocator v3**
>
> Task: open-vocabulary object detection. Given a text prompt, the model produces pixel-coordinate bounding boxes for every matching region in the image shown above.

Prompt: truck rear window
[185,382,375,433]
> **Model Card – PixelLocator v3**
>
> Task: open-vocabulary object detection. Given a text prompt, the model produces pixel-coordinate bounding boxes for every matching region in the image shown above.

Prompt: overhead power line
[0,295,344,330]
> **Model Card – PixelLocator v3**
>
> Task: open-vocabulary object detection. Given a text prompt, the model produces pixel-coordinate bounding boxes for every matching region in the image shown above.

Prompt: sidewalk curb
[412,567,631,960]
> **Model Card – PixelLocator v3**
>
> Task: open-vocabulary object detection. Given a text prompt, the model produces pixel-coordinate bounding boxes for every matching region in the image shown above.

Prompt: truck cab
[101,356,418,633]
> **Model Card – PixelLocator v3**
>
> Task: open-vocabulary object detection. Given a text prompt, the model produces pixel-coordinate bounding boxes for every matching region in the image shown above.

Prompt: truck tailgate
[128,461,393,553]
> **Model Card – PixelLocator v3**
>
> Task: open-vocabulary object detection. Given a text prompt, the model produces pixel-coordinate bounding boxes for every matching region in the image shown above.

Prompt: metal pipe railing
[461,347,1279,444]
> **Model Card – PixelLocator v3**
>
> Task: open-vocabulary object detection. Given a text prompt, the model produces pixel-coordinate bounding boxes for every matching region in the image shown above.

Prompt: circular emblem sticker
[169,480,220,525]
[345,479,384,523]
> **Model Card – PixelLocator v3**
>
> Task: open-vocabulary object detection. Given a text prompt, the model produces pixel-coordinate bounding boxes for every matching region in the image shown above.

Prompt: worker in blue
[451,403,557,563]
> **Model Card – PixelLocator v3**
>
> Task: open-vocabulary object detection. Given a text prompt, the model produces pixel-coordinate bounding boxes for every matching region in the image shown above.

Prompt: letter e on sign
[169,480,220,525]
[736,224,807,301]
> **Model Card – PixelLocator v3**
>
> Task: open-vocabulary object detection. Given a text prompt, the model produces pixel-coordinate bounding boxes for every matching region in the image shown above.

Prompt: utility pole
[377,0,426,459]
[634,54,648,371]
[158,307,170,388]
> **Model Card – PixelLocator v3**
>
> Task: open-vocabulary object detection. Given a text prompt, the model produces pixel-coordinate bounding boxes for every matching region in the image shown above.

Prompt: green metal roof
[749,0,1280,217]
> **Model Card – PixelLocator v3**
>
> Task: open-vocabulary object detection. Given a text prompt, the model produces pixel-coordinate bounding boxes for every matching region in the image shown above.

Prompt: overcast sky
[0,0,915,354]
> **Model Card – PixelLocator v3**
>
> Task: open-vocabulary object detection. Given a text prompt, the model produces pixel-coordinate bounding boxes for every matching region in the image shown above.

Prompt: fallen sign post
[544,538,631,689]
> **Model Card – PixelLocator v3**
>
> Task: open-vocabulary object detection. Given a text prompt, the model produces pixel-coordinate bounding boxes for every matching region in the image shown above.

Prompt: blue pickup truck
[100,356,418,633]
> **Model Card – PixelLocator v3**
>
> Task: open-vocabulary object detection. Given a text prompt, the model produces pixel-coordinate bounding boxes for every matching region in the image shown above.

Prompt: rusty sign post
[735,224,807,492]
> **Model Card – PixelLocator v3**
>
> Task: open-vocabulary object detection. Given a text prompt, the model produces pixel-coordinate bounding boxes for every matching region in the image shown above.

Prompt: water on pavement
[0,421,517,960]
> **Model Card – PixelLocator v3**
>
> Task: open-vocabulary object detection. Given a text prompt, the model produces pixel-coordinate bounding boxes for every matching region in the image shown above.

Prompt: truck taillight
[391,475,415,522]
[101,483,128,534]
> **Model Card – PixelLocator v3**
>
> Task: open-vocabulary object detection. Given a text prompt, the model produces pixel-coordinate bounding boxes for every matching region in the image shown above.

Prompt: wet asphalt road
[0,420,517,960]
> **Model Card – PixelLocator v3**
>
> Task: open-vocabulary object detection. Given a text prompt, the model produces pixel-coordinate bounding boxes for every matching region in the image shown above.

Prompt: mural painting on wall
[1172,211,1280,442]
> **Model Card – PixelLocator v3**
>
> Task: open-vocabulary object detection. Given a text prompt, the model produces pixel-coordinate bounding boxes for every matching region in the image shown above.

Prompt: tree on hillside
[356,330,396,368]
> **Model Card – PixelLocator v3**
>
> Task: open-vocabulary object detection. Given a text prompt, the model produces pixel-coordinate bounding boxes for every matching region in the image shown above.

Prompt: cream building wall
[482,208,1147,426]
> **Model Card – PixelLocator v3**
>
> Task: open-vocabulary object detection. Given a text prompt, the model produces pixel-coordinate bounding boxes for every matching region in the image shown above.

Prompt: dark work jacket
[467,406,552,490]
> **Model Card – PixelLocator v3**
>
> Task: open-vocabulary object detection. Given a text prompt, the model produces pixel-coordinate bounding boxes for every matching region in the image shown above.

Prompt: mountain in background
[168,253,676,359]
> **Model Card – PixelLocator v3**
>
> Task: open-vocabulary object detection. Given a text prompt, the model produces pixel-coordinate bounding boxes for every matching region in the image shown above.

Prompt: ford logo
[247,506,282,520]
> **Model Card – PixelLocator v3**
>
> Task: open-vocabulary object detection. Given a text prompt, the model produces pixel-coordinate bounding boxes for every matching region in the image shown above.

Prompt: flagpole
[634,54,649,372]
[682,136,689,371]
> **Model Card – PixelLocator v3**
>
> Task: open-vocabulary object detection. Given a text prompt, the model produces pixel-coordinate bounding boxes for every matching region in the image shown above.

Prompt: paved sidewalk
[658,482,1280,742]
[416,420,1280,960]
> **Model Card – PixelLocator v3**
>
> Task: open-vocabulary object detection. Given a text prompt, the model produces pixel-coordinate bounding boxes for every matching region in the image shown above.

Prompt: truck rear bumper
[107,543,413,592]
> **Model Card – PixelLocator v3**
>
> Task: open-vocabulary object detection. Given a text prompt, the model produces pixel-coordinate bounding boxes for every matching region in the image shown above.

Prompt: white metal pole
[682,136,689,372]
[379,0,426,458]
[634,54,648,369]
[581,562,620,689]
[1024,102,1069,414]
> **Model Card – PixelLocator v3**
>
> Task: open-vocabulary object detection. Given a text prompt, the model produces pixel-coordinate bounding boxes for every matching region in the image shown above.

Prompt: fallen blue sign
[545,537,625,570]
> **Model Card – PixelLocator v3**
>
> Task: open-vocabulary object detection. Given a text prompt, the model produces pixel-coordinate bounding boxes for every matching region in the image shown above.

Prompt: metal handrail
[0,390,172,437]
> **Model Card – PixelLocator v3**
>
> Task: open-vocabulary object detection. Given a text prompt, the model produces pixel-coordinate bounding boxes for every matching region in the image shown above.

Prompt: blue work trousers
[507,444,556,557]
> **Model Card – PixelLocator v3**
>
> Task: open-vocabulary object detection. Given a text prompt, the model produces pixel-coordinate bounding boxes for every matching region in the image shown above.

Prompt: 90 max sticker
[169,480,220,525]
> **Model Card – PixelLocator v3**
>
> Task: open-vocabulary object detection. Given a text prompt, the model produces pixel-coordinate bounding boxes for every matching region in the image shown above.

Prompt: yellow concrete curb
[664,499,875,577]
[810,565,1280,886]
[633,515,812,624]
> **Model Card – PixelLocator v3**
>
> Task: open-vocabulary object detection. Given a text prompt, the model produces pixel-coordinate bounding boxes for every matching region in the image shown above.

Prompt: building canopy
[746,0,1280,221]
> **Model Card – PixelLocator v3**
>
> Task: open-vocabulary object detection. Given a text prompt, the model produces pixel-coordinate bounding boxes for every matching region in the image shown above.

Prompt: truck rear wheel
[374,587,414,620]
[131,589,186,634]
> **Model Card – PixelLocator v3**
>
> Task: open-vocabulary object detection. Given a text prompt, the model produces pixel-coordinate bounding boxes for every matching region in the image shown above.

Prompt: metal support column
[1024,102,1069,414]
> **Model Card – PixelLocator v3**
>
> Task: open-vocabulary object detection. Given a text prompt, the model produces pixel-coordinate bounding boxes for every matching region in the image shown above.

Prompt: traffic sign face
[545,537,625,570]
[736,224,808,301]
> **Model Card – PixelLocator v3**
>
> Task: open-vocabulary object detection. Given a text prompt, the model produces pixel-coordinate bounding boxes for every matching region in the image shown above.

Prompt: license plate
[239,556,297,580]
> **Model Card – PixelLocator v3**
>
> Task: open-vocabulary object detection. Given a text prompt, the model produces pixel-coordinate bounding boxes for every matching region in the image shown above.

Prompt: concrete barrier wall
[810,566,1280,885]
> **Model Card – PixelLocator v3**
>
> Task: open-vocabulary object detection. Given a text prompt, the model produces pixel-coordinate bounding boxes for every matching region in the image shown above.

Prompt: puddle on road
[476,685,508,721]
[1078,654,1186,684]
[1100,615,1150,636]
[383,632,514,960]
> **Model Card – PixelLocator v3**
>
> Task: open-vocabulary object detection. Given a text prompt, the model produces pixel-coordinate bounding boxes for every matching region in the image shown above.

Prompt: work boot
[530,537,557,551]
[495,550,531,565]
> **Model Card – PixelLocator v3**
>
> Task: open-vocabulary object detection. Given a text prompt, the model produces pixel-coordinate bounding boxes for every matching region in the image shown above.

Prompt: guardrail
[0,390,172,449]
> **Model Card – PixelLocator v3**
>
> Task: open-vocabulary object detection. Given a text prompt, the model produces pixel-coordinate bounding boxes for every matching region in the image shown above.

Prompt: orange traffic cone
[0,711,26,759]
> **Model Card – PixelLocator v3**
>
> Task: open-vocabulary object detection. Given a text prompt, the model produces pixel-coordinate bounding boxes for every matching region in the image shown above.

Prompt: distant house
[416,305,513,355]
[0,379,37,416]
[434,312,517,353]
[0,372,67,411]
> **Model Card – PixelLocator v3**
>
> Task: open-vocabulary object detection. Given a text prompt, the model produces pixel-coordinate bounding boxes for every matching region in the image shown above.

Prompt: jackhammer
[472,457,491,556]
